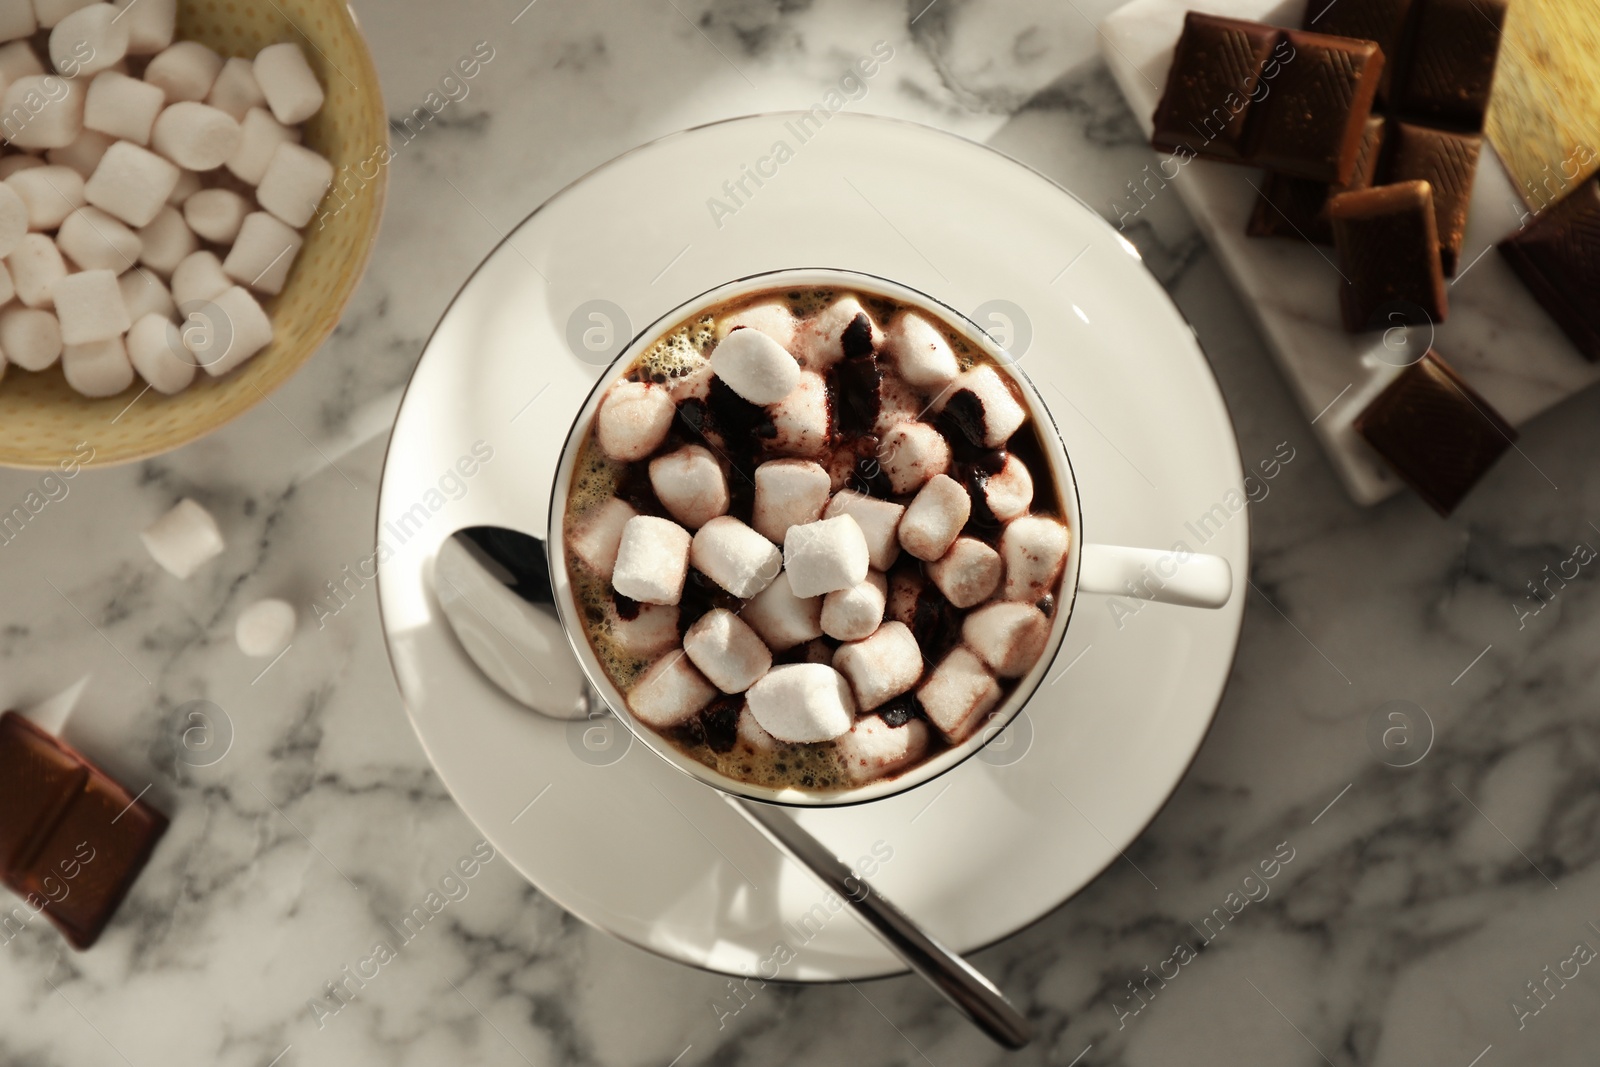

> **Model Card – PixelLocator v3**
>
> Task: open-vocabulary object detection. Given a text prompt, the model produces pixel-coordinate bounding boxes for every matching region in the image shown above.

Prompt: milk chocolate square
[1329,180,1448,330]
[1385,122,1482,274]
[1151,12,1284,163]
[1354,350,1515,515]
[1395,0,1507,129]
[1498,177,1600,362]
[1249,29,1386,184]
[1302,0,1415,103]
[1248,116,1386,243]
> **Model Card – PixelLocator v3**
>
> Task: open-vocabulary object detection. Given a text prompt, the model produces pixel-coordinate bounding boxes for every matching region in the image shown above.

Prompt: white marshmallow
[225,106,298,185]
[32,0,93,30]
[170,248,228,306]
[717,300,797,354]
[84,138,179,226]
[0,180,25,255]
[797,295,881,370]
[182,186,248,243]
[784,514,868,598]
[207,56,264,120]
[963,601,1050,679]
[113,0,174,54]
[691,515,781,598]
[83,70,164,144]
[50,4,128,77]
[876,373,925,435]
[188,283,271,376]
[252,42,324,125]
[221,210,300,294]
[837,715,929,784]
[745,662,854,743]
[6,164,85,229]
[255,141,330,228]
[143,41,222,102]
[0,39,42,81]
[935,364,1028,448]
[684,608,772,694]
[833,620,923,711]
[885,310,958,391]
[45,127,111,176]
[57,205,139,270]
[899,474,970,562]
[736,706,780,752]
[824,490,904,571]
[752,458,829,544]
[166,165,199,205]
[1001,515,1069,603]
[0,155,44,178]
[151,100,240,170]
[918,646,1000,743]
[135,204,193,274]
[142,497,224,578]
[768,369,828,457]
[821,570,887,642]
[603,598,678,661]
[740,571,822,652]
[119,267,174,320]
[649,444,728,530]
[984,455,1033,522]
[0,304,59,369]
[612,515,691,606]
[566,496,637,581]
[709,325,800,405]
[627,652,715,729]
[0,1,36,41]
[7,232,65,306]
[126,311,191,393]
[879,420,950,494]
[595,379,674,462]
[666,357,712,403]
[53,267,127,344]
[0,259,12,304]
[2,74,86,150]
[929,536,1002,609]
[235,597,294,657]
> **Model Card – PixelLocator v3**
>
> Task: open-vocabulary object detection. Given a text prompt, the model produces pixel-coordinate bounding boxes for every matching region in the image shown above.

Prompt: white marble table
[2,1,1597,1065]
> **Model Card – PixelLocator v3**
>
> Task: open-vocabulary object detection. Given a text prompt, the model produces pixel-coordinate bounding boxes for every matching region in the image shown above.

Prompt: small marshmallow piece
[740,571,823,652]
[187,284,272,376]
[2,74,86,149]
[885,310,958,391]
[141,497,223,579]
[166,166,200,205]
[143,41,222,102]
[710,325,800,405]
[65,338,131,399]
[113,0,174,54]
[226,107,298,184]
[595,379,674,462]
[151,101,241,170]
[84,139,180,226]
[821,570,887,642]
[6,164,85,230]
[50,4,129,77]
[0,181,25,256]
[32,0,94,27]
[648,444,728,529]
[684,608,772,694]
[919,646,1001,743]
[83,70,165,144]
[57,205,140,271]
[126,311,192,394]
[0,156,44,178]
[566,496,637,581]
[53,267,128,344]
[612,515,691,606]
[929,536,1003,609]
[832,620,923,711]
[797,296,881,370]
[963,602,1050,679]
[1001,515,1069,603]
[235,598,295,657]
[136,204,195,274]
[46,128,112,177]
[752,458,829,544]
[0,260,12,304]
[253,42,324,125]
[120,268,175,320]
[170,249,228,306]
[784,514,869,598]
[879,420,951,494]
[824,490,904,571]
[7,233,66,307]
[221,211,301,294]
[899,474,971,562]
[627,653,715,729]
[603,598,678,661]
[255,141,331,228]
[182,187,248,243]
[0,304,60,369]
[691,515,781,598]
[666,357,712,403]
[937,364,1028,448]
[717,300,797,354]
[745,663,855,743]
[207,56,265,120]
[984,455,1033,522]
[0,39,42,80]
[0,2,36,41]
[736,706,780,752]
[837,715,929,784]
[768,369,829,457]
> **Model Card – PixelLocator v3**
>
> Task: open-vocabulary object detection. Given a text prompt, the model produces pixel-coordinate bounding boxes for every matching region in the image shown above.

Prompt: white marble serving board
[1098,0,1600,506]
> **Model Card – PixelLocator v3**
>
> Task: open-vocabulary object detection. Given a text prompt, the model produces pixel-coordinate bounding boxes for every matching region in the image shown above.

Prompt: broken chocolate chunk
[1248,29,1386,185]
[1249,116,1386,243]
[1384,121,1482,274]
[1498,177,1600,362]
[1329,180,1448,331]
[1151,12,1284,163]
[1394,0,1507,130]
[1301,0,1415,104]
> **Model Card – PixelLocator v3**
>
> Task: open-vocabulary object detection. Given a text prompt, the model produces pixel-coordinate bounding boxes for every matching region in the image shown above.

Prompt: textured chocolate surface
[1498,177,1600,362]
[1249,29,1385,184]
[1385,121,1483,274]
[1354,350,1516,515]
[1151,12,1283,162]
[1302,0,1415,103]
[1249,116,1386,242]
[1329,180,1448,330]
[1395,0,1507,129]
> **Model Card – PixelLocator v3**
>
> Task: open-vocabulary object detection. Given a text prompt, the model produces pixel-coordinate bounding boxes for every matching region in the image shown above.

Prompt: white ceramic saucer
[376,113,1249,981]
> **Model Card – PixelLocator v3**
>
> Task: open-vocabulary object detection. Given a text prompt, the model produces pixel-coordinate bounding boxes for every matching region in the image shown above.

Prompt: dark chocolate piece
[1249,29,1386,184]
[1151,12,1284,163]
[1329,180,1448,330]
[1353,349,1516,515]
[1394,0,1506,129]
[1498,177,1600,362]
[1384,121,1482,274]
[0,712,167,950]
[1302,0,1415,103]
[1249,116,1386,243]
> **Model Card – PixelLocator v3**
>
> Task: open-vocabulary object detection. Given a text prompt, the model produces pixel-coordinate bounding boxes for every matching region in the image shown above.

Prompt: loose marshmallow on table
[833,620,923,711]
[83,71,165,144]
[963,601,1050,679]
[691,515,781,598]
[57,205,140,270]
[885,310,958,391]
[120,268,176,321]
[603,599,678,661]
[796,295,881,370]
[0,182,25,256]
[151,101,242,171]
[255,142,332,228]
[823,490,904,572]
[126,312,192,394]
[612,515,691,606]
[171,249,229,306]
[31,0,93,30]
[0,156,44,178]
[878,420,950,494]
[783,514,868,598]
[899,474,970,562]
[186,284,272,376]
[141,497,223,579]
[745,663,855,743]
[1001,515,1068,603]
[736,706,780,752]
[136,205,196,275]
[983,455,1033,522]
[627,652,716,729]
[648,444,728,530]
[226,107,300,185]
[2,75,86,149]
[595,379,674,462]
[935,364,1028,449]
[144,41,222,102]
[222,211,301,294]
[8,233,66,307]
[183,188,249,243]
[0,305,61,369]
[768,369,828,457]
[253,42,325,125]
[207,56,266,120]
[821,570,887,642]
[84,140,180,226]
[709,325,799,405]
[740,571,822,652]
[113,0,175,54]
[0,1,35,40]
[49,4,130,77]
[929,536,1002,609]
[837,715,929,784]
[684,608,772,694]
[235,598,295,657]
[6,164,86,230]
[566,496,637,581]
[53,267,128,344]
[716,300,797,354]
[46,128,112,177]
[918,646,1001,743]
[752,458,829,544]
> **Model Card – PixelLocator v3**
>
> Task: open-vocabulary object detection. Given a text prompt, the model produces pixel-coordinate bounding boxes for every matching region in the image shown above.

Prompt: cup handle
[1077,543,1233,609]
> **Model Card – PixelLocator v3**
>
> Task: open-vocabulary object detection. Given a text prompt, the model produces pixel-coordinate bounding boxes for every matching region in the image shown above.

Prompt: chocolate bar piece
[1498,177,1600,362]
[0,712,166,950]
[1354,349,1516,515]
[1302,0,1415,104]
[1395,0,1507,129]
[1151,12,1284,163]
[1249,29,1386,184]
[1249,116,1386,243]
[1384,122,1482,274]
[1329,180,1448,330]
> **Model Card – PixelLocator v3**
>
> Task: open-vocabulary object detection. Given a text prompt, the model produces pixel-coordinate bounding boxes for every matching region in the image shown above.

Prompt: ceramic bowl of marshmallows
[0,0,387,469]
